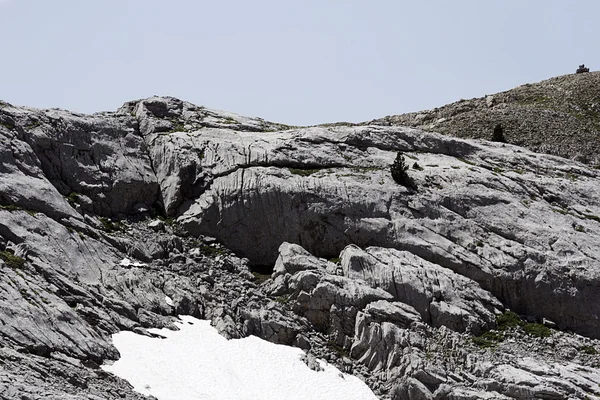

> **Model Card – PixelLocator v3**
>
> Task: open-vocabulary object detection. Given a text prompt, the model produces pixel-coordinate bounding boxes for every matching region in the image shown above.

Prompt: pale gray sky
[1,1,598,125]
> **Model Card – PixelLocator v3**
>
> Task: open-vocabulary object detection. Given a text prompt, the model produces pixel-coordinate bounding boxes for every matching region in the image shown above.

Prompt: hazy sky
[1,1,598,125]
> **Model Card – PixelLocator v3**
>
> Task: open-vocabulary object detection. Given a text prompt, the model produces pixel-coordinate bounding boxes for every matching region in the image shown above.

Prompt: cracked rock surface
[1,95,600,399]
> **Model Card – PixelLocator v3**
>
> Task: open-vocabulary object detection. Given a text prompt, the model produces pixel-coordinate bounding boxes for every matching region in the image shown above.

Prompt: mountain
[1,91,600,399]
[367,71,600,165]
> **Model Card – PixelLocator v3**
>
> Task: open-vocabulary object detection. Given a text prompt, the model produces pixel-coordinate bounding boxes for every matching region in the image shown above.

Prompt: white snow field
[102,315,378,400]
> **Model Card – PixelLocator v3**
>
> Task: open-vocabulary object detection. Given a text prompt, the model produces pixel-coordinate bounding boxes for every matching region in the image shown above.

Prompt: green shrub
[65,192,80,206]
[274,295,290,304]
[199,245,226,257]
[472,336,497,348]
[0,250,26,269]
[98,217,125,233]
[391,152,416,188]
[579,345,598,355]
[492,124,506,142]
[496,311,523,330]
[523,323,552,338]
[251,271,271,284]
[473,330,504,348]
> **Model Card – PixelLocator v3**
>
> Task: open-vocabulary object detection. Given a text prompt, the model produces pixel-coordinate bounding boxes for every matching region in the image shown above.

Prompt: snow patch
[119,258,146,267]
[102,315,377,400]
[164,295,174,306]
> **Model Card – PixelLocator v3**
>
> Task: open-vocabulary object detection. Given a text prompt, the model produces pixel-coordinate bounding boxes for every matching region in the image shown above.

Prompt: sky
[102,315,377,400]
[0,0,598,125]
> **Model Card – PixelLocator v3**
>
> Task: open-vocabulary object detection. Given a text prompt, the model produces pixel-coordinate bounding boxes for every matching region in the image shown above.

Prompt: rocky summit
[1,76,600,399]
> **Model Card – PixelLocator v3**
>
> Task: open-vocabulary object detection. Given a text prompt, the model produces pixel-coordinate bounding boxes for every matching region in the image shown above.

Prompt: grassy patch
[167,121,186,133]
[523,323,552,338]
[274,295,291,305]
[288,168,322,177]
[584,214,600,223]
[457,157,475,166]
[251,271,271,284]
[222,117,238,125]
[579,345,598,355]
[0,250,26,269]
[65,192,80,206]
[0,204,22,212]
[199,245,226,257]
[496,311,523,330]
[328,257,341,264]
[157,215,176,226]
[0,204,37,216]
[98,217,125,233]
[0,120,15,130]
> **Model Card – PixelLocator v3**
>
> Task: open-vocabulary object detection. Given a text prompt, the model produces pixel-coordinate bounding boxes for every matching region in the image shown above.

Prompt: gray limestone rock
[341,245,502,334]
[2,96,600,400]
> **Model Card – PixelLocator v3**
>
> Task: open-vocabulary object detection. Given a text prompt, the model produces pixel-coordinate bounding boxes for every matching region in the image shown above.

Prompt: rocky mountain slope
[367,71,600,165]
[1,94,600,399]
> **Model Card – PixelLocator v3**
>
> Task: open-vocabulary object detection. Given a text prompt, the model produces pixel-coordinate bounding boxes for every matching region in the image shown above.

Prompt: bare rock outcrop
[2,95,600,399]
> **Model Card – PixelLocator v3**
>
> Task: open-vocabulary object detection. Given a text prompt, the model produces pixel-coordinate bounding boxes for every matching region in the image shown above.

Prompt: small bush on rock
[391,152,416,188]
[492,124,506,143]
[496,310,522,330]
[523,323,552,338]
[0,250,26,269]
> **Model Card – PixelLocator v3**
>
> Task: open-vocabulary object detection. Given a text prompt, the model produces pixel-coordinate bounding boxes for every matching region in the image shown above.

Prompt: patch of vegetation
[274,295,291,305]
[494,311,553,338]
[523,323,552,338]
[351,166,381,173]
[328,257,341,264]
[579,345,598,355]
[98,217,125,233]
[391,152,416,189]
[493,167,504,174]
[566,173,578,182]
[584,214,600,223]
[167,121,186,133]
[0,250,26,269]
[0,204,22,212]
[199,245,227,257]
[472,330,504,348]
[457,157,476,166]
[574,224,586,233]
[65,192,80,206]
[288,168,322,177]
[327,341,349,358]
[251,271,271,284]
[0,120,15,130]
[492,124,506,143]
[223,117,237,124]
[0,204,37,216]
[157,215,176,226]
[496,311,523,330]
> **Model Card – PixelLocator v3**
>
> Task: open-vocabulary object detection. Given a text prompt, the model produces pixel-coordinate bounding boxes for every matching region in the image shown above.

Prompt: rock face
[341,245,502,334]
[1,93,600,400]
